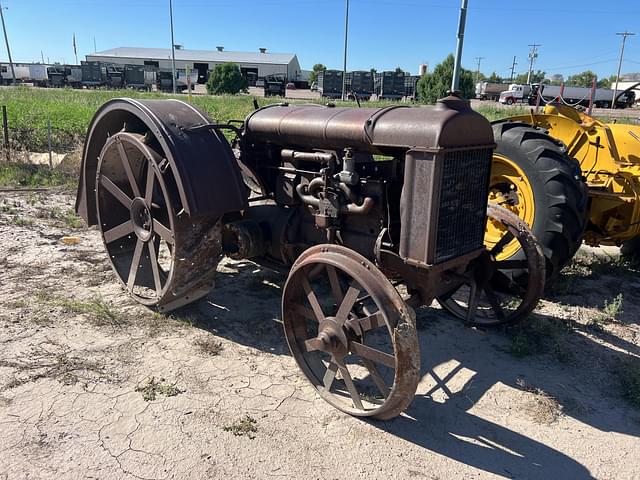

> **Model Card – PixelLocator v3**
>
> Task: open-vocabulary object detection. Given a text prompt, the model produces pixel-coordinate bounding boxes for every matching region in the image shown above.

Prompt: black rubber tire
[621,236,640,259]
[491,121,589,279]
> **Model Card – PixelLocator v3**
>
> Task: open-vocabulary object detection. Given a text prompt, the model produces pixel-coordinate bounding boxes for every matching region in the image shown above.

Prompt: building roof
[89,47,297,65]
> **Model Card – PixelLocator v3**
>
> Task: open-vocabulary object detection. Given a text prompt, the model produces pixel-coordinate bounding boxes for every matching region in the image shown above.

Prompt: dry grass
[194,337,224,356]
[223,415,258,439]
[517,378,563,424]
[135,377,183,401]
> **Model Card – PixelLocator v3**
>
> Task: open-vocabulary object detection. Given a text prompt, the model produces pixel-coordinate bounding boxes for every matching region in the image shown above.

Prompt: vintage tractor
[76,95,545,419]
[488,102,640,278]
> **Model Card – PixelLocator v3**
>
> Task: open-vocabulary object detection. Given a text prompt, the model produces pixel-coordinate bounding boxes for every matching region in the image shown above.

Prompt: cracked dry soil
[1,190,639,480]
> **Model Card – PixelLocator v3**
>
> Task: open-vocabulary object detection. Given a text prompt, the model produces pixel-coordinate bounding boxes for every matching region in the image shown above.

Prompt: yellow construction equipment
[487,102,640,277]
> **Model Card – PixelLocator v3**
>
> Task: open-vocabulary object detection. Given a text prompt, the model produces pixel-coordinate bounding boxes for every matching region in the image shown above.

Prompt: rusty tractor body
[76,95,544,419]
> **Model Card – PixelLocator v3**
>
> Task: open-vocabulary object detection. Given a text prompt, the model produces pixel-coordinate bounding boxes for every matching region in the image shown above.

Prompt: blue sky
[1,0,639,79]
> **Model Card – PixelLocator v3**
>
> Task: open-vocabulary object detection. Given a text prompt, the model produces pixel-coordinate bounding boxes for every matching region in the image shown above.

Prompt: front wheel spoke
[350,341,396,369]
[100,175,133,209]
[335,285,360,326]
[495,259,528,270]
[303,337,324,352]
[337,364,364,410]
[490,231,515,256]
[326,265,344,305]
[494,270,527,296]
[322,361,338,391]
[152,219,174,244]
[289,303,316,322]
[465,281,481,322]
[484,284,506,320]
[360,358,389,398]
[147,239,162,296]
[116,141,141,197]
[103,220,134,244]
[127,239,144,290]
[350,311,385,333]
[302,276,325,322]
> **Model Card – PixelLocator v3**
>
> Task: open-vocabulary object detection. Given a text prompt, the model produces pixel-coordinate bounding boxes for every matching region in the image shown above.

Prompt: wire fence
[1,106,83,168]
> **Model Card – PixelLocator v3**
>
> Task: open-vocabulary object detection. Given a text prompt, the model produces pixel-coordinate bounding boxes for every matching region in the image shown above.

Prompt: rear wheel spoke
[147,240,162,296]
[484,284,506,320]
[326,265,344,305]
[116,140,141,198]
[360,358,389,398]
[323,361,338,391]
[100,175,133,209]
[153,219,174,244]
[127,239,144,290]
[103,220,134,244]
[144,165,156,204]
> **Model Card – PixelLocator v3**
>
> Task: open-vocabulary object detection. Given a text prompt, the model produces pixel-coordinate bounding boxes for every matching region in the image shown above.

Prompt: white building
[85,46,302,84]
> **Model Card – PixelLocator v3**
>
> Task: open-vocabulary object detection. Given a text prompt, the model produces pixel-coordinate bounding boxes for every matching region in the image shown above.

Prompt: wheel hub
[316,317,349,358]
[130,197,153,242]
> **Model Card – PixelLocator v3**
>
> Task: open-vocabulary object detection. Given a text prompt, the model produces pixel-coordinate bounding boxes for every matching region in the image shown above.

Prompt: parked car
[286,82,296,90]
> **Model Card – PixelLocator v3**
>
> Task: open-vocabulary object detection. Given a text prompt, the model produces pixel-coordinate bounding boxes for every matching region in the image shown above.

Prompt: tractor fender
[76,98,247,225]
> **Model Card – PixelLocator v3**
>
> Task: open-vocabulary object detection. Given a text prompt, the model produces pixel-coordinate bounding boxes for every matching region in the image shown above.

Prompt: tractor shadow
[178,255,639,479]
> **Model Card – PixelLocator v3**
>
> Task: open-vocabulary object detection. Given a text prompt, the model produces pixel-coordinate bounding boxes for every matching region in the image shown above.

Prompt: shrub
[206,62,248,95]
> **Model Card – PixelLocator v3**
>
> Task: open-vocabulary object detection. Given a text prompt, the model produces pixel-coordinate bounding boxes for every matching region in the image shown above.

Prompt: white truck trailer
[531,84,635,109]
[475,81,510,101]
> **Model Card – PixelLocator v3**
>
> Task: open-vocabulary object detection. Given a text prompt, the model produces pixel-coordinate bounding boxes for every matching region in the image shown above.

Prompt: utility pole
[451,0,468,93]
[0,1,16,85]
[341,0,350,101]
[509,56,517,83]
[93,36,97,53]
[474,56,484,84]
[612,31,635,110]
[169,0,177,94]
[526,43,540,84]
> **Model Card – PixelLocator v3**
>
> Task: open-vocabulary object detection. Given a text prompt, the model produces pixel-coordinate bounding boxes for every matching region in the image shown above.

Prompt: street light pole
[474,56,484,84]
[0,1,16,85]
[341,0,349,101]
[451,0,468,93]
[612,31,635,110]
[169,0,177,94]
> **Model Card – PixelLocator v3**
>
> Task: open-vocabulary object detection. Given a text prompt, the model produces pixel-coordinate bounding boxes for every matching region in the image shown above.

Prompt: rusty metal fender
[76,98,247,224]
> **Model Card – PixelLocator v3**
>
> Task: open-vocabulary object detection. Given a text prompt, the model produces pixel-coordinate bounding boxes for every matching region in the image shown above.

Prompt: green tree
[206,62,248,95]
[514,70,546,84]
[597,75,618,89]
[416,54,474,104]
[309,63,326,84]
[487,71,503,83]
[566,70,598,87]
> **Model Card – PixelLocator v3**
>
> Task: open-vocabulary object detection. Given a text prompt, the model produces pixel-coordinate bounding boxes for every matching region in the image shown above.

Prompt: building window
[144,61,159,68]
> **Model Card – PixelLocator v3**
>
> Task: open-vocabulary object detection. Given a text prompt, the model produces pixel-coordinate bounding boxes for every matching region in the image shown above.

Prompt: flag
[73,34,77,56]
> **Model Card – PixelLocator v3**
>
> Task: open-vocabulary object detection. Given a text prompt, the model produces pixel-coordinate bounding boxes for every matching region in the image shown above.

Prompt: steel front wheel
[282,245,420,420]
[438,204,545,326]
[96,131,221,311]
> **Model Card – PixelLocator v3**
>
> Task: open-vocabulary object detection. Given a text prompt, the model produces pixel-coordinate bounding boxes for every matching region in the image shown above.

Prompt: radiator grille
[434,148,492,263]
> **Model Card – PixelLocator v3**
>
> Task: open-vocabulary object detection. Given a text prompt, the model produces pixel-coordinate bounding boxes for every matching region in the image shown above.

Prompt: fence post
[47,117,52,168]
[2,105,9,162]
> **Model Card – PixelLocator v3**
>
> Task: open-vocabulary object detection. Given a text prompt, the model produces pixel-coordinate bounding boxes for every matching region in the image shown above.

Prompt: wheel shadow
[175,258,639,478]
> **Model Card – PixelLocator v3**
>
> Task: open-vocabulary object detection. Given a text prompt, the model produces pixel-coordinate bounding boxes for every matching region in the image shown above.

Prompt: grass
[506,315,572,361]
[38,293,122,327]
[516,378,563,424]
[592,294,624,325]
[194,337,224,356]
[135,377,183,401]
[36,206,83,229]
[223,415,258,439]
[5,86,628,152]
[0,162,76,188]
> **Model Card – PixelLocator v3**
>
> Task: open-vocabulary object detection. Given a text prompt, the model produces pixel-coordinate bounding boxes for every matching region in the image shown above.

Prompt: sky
[1,0,638,80]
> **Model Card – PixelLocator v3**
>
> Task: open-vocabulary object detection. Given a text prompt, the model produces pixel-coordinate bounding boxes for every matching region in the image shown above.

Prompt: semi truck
[475,81,510,101]
[530,84,635,109]
[498,84,532,105]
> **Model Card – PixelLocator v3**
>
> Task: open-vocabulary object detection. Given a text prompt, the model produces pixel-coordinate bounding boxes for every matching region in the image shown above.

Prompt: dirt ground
[1,189,639,480]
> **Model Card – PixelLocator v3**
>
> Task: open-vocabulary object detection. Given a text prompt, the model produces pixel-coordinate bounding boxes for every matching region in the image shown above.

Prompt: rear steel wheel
[438,204,545,326]
[96,131,221,311]
[282,245,420,420]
